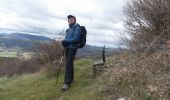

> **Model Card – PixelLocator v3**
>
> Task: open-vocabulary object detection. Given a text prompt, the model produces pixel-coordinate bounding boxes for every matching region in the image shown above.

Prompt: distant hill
[0,33,51,41]
[0,33,52,50]
[77,45,120,58]
[0,33,119,56]
[9,33,52,41]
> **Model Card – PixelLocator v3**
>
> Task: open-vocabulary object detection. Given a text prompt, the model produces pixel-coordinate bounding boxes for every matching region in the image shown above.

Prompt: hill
[0,33,118,57]
[77,45,120,58]
[0,33,52,50]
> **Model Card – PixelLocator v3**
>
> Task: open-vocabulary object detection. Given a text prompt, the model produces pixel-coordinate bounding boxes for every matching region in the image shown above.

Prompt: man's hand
[62,40,68,47]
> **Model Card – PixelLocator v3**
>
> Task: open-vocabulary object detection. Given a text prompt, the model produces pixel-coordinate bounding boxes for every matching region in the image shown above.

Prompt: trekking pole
[55,47,66,86]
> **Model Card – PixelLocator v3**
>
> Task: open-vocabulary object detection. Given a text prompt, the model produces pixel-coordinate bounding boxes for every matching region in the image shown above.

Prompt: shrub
[0,40,64,77]
[124,0,170,56]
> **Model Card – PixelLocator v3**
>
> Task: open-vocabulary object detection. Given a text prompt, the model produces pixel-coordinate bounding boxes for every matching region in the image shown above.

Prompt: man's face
[68,17,76,25]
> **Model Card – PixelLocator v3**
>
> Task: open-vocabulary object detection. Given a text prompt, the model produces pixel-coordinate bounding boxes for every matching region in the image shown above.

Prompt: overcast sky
[0,0,127,48]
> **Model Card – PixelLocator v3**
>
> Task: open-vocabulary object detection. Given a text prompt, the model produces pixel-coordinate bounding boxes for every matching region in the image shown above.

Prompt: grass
[0,58,103,100]
[0,54,166,100]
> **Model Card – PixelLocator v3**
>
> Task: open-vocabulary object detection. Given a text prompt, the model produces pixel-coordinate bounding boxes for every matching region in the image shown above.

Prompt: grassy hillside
[0,59,103,100]
[0,53,168,100]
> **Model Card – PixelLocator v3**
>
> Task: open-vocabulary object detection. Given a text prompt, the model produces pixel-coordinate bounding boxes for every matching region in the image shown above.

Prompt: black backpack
[78,26,87,48]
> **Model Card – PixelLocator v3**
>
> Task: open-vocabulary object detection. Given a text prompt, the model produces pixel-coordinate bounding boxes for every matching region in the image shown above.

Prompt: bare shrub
[124,0,170,55]
[33,40,64,77]
[0,40,64,77]
[0,57,41,77]
[100,0,170,99]
[34,40,63,64]
[100,42,170,99]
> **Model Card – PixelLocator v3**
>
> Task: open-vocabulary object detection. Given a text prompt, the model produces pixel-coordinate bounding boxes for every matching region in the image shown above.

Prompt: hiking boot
[61,84,70,91]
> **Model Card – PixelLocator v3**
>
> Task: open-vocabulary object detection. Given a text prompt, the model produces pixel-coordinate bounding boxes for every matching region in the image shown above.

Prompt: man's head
[67,15,76,25]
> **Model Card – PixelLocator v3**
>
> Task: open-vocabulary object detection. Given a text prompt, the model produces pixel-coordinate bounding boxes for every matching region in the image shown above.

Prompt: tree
[124,0,170,55]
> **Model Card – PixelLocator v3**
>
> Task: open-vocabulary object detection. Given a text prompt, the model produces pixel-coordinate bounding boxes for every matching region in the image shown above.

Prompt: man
[61,15,81,91]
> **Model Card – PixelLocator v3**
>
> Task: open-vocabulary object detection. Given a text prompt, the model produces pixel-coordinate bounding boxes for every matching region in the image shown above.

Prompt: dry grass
[99,42,170,100]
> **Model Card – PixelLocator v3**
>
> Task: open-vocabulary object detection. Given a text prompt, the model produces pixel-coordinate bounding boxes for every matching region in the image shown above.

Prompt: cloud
[0,0,126,47]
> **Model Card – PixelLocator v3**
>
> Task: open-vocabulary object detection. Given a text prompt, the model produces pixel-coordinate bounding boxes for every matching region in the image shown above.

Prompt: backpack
[78,26,87,48]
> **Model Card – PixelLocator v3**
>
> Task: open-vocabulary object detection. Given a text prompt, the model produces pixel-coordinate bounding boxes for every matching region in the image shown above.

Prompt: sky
[0,0,127,48]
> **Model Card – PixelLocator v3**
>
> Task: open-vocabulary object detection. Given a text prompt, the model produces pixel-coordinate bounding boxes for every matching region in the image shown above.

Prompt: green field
[0,59,103,100]
[0,51,17,57]
[0,51,33,59]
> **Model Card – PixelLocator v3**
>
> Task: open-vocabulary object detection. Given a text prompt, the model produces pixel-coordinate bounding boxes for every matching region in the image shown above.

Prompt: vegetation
[0,0,169,100]
[0,59,104,100]
[98,0,170,99]
[124,0,170,55]
[0,51,17,57]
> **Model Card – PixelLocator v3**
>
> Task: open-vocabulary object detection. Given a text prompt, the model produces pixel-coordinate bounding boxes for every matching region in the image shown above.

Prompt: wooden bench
[93,46,106,75]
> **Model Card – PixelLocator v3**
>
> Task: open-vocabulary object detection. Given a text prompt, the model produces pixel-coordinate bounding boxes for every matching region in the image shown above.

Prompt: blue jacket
[64,23,81,48]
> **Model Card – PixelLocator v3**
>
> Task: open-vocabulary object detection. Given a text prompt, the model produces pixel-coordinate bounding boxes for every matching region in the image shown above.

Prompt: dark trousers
[64,48,77,85]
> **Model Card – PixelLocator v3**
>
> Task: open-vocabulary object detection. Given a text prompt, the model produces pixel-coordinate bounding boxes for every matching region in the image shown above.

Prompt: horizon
[0,32,123,48]
[0,0,127,48]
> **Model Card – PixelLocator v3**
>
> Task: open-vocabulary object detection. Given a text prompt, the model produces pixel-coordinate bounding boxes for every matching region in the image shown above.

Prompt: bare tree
[124,0,170,55]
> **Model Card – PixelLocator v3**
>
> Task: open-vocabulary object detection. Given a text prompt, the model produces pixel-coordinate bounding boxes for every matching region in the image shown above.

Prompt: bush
[0,57,41,77]
[101,42,169,99]
[100,0,170,99]
[0,40,64,77]
[124,0,170,56]
[33,40,65,77]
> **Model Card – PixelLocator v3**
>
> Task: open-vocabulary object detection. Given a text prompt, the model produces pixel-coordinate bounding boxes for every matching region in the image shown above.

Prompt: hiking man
[61,15,81,91]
